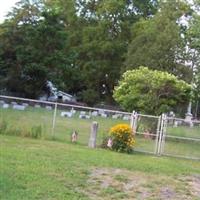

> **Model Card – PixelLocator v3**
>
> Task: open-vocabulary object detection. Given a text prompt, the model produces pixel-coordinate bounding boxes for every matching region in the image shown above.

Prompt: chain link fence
[0,95,199,160]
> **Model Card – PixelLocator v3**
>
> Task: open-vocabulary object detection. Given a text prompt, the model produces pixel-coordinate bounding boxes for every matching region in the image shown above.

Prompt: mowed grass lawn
[0,135,200,200]
[1,107,200,158]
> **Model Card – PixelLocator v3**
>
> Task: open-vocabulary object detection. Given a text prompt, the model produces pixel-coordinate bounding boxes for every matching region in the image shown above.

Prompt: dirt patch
[81,167,200,200]
[186,175,200,197]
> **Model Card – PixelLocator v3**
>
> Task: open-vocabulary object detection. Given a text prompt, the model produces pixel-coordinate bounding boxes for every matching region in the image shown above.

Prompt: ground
[0,135,200,200]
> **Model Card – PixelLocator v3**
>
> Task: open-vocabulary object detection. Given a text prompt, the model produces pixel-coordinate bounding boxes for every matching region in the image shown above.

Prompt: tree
[0,0,78,98]
[113,67,191,115]
[125,0,192,82]
[185,0,200,117]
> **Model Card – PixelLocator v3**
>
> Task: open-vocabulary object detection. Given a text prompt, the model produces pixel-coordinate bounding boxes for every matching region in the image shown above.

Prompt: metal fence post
[130,110,137,133]
[160,114,167,155]
[155,115,161,155]
[157,114,164,155]
[51,103,57,138]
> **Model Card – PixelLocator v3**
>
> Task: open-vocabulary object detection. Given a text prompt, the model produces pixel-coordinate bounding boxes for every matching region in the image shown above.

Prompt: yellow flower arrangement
[109,124,135,153]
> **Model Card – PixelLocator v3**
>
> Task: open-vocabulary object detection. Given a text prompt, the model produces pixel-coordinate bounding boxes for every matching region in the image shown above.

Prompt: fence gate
[131,112,167,156]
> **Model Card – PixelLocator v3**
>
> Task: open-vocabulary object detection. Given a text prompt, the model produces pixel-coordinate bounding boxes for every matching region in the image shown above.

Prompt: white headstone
[71,108,76,114]
[91,111,98,116]
[22,103,29,107]
[85,115,91,119]
[11,102,17,105]
[101,113,107,118]
[34,104,41,108]
[13,105,25,111]
[46,106,52,110]
[173,121,178,127]
[112,114,119,119]
[0,100,5,104]
[61,111,73,118]
[123,115,130,120]
[80,111,86,115]
[2,104,9,109]
[98,109,105,115]
[79,114,86,119]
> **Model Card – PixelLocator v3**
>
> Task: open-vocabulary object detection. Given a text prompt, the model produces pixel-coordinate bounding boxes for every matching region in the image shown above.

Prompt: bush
[113,66,191,115]
[31,125,42,139]
[109,124,135,153]
[0,120,8,134]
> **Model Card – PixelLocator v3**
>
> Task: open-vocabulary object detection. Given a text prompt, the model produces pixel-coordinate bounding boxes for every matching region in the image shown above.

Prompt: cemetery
[1,0,200,199]
[0,98,199,158]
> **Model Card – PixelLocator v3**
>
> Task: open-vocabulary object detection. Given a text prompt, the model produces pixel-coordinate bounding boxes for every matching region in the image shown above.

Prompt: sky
[0,0,18,23]
[0,0,196,23]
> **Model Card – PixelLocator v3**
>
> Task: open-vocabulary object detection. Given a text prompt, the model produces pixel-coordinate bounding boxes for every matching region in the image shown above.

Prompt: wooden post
[88,121,98,148]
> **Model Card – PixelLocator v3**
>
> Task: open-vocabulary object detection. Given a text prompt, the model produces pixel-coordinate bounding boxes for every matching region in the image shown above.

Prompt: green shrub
[31,125,42,139]
[0,120,8,134]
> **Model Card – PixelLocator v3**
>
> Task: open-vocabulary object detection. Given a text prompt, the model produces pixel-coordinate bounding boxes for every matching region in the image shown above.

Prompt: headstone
[0,100,5,105]
[11,102,17,105]
[46,106,52,110]
[173,121,178,127]
[61,111,73,118]
[34,104,41,108]
[123,115,130,120]
[91,111,98,117]
[85,115,91,119]
[88,121,98,148]
[101,113,108,118]
[80,111,86,115]
[98,109,105,115]
[79,114,91,119]
[22,103,29,107]
[112,114,119,119]
[2,104,9,109]
[13,105,25,111]
[71,108,76,114]
[79,114,86,119]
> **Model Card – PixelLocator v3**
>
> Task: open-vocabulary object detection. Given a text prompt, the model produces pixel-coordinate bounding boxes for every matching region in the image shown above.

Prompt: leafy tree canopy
[113,67,191,115]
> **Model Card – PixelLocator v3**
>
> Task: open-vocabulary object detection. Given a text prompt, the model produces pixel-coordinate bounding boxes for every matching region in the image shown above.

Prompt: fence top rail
[165,134,200,141]
[0,95,132,115]
[138,113,159,119]
[166,116,200,123]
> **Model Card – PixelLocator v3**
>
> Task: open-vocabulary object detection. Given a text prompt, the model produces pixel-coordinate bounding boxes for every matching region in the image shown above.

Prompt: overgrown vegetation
[0,119,42,139]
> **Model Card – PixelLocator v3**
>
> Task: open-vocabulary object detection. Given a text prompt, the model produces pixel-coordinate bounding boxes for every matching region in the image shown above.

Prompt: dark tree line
[0,0,199,115]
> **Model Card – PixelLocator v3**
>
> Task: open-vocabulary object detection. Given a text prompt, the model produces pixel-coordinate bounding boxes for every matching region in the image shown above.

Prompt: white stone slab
[101,113,108,118]
[112,114,119,119]
[2,104,9,109]
[79,114,91,119]
[46,106,52,110]
[13,105,25,111]
[98,109,105,115]
[91,111,98,116]
[34,104,41,108]
[22,103,29,107]
[61,111,73,118]
[80,111,86,115]
[71,109,76,114]
[11,102,17,105]
[0,100,5,104]
[123,115,130,121]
